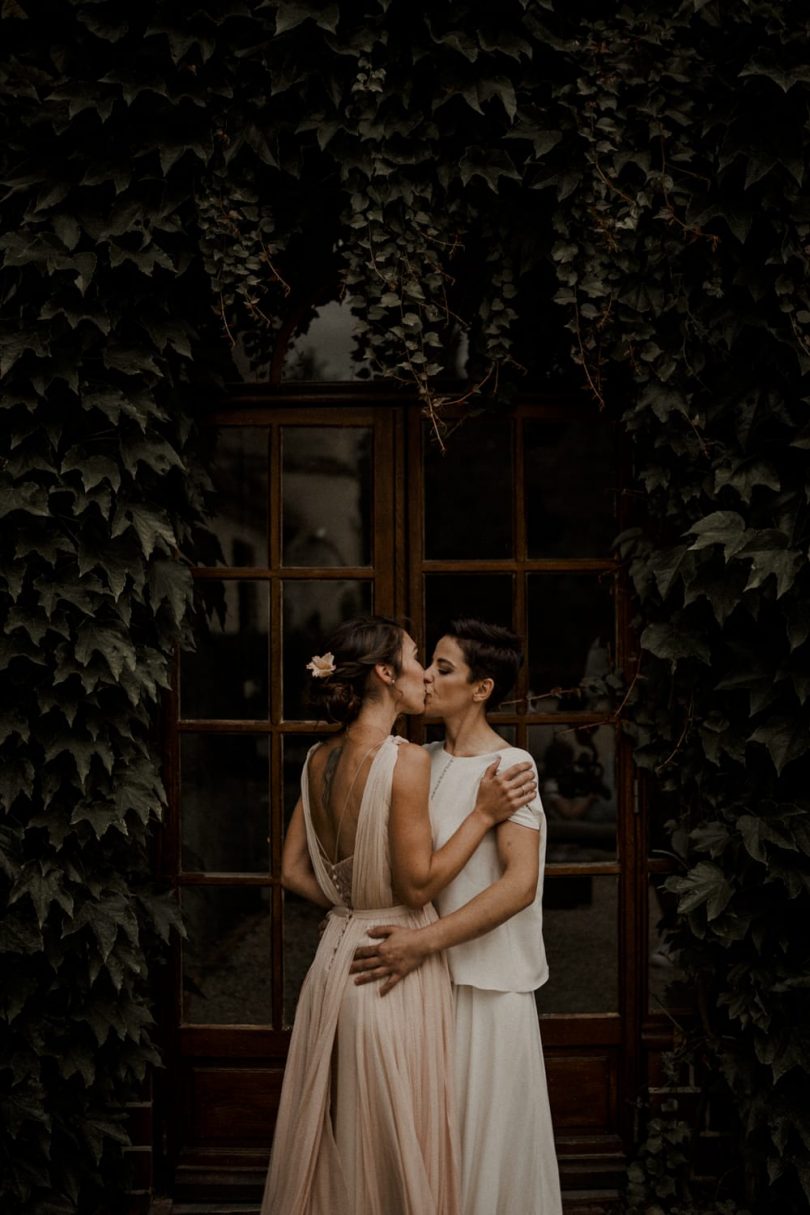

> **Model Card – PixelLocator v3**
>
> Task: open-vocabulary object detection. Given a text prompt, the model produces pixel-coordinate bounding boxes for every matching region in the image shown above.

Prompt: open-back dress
[261,735,461,1215]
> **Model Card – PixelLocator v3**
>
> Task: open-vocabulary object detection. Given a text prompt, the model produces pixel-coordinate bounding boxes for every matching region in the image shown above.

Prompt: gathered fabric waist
[329,903,414,921]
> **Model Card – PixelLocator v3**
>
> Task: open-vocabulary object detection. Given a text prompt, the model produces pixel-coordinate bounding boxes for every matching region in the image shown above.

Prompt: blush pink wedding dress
[262,736,461,1215]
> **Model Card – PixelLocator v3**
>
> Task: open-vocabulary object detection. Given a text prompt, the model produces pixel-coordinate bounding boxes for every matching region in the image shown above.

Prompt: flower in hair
[306,652,336,679]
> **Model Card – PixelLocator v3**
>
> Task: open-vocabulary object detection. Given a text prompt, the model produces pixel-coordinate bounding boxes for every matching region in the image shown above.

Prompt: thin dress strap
[300,744,343,906]
[351,736,406,910]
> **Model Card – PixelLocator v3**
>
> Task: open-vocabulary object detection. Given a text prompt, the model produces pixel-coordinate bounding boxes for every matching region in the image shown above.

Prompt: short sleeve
[507,799,542,831]
[502,749,542,830]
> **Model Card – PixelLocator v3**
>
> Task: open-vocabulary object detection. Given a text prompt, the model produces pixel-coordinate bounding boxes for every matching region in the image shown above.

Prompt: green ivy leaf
[75,624,138,679]
[714,459,780,504]
[79,1114,131,1164]
[0,481,51,518]
[275,3,338,35]
[682,562,748,626]
[112,504,177,557]
[691,820,731,858]
[667,860,734,921]
[69,799,128,840]
[147,559,191,625]
[459,147,522,190]
[44,734,115,786]
[9,864,75,928]
[51,214,81,250]
[640,621,711,666]
[58,1045,96,1087]
[140,890,185,943]
[739,59,810,94]
[740,546,801,600]
[61,449,122,493]
[120,436,184,477]
[750,716,810,775]
[650,544,695,599]
[103,345,161,378]
[687,511,747,559]
[63,894,134,961]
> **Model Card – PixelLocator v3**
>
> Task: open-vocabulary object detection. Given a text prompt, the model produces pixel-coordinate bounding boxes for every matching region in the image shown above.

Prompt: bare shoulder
[393,740,430,773]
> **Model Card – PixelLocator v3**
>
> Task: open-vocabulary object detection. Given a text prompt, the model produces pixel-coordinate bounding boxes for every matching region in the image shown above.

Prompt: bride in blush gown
[262,616,538,1215]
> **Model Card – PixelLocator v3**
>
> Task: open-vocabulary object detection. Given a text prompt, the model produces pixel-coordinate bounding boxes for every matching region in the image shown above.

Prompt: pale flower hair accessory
[306,651,336,679]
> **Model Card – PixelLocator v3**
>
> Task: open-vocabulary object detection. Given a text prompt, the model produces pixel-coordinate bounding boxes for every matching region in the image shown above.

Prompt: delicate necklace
[430,755,455,801]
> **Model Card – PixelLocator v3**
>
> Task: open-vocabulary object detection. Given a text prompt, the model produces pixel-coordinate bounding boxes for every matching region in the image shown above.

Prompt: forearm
[281,797,331,909]
[390,753,537,907]
[420,873,535,956]
[408,807,494,905]
[353,825,538,994]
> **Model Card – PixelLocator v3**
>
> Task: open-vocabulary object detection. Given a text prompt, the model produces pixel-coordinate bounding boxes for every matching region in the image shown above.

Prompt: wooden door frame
[153,385,651,1203]
[155,396,399,1198]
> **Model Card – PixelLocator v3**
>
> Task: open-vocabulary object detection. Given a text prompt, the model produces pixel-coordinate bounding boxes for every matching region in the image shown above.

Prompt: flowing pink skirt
[263,904,461,1215]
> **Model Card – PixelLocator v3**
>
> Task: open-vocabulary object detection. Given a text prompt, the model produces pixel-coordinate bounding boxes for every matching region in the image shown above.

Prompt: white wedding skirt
[453,986,562,1215]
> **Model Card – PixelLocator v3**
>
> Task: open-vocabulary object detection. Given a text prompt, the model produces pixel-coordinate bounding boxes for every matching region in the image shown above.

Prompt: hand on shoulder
[475,755,538,827]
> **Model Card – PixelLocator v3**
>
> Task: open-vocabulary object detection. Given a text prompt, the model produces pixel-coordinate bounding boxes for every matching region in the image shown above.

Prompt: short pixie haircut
[443,618,524,711]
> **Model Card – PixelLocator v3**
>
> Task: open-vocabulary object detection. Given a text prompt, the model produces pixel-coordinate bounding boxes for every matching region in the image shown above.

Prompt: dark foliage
[0,3,226,1211]
[2,1,809,1212]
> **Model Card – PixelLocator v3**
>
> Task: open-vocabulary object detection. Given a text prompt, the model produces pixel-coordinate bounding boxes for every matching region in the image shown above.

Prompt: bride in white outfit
[352,618,563,1215]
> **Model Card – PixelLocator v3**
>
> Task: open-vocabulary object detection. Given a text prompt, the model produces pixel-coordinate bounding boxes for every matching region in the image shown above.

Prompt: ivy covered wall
[1,2,809,1212]
[0,4,225,1211]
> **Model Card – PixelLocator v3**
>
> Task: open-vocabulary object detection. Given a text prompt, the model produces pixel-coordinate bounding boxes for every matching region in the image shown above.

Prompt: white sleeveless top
[426,742,549,993]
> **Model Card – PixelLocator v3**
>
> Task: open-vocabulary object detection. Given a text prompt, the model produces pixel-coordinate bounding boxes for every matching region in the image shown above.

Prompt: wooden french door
[157,390,641,1204]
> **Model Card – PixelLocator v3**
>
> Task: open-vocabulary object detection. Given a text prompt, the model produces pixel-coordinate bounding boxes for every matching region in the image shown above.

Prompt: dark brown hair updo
[311,616,405,726]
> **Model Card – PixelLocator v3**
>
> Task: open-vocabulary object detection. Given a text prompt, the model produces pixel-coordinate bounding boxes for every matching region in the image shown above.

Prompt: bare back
[306,736,386,865]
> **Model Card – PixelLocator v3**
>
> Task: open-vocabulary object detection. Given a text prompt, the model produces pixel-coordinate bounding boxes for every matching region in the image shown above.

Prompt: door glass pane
[527,573,614,711]
[182,886,271,1024]
[649,879,692,1013]
[424,417,513,559]
[282,427,372,566]
[536,876,618,1013]
[180,580,269,720]
[528,724,617,863]
[524,419,616,557]
[207,427,268,567]
[283,579,373,719]
[425,575,515,649]
[181,734,270,872]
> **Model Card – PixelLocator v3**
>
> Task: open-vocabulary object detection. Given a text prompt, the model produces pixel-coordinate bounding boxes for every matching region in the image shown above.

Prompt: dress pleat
[262,738,461,1215]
